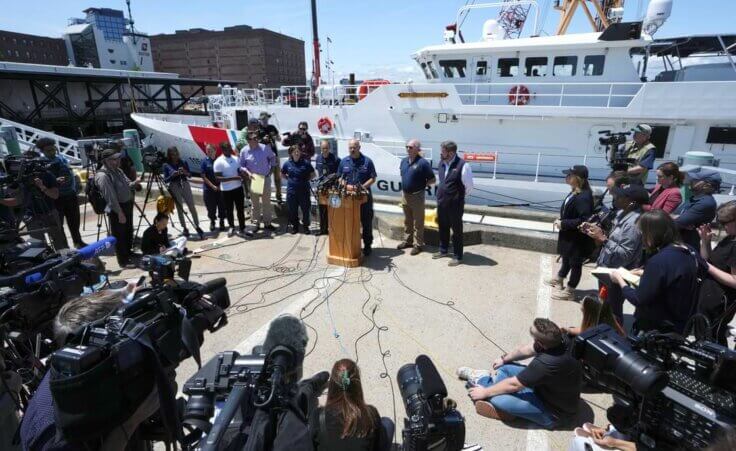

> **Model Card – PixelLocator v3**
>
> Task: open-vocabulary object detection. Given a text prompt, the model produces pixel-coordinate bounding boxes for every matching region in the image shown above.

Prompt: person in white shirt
[432,140,473,266]
[213,142,247,236]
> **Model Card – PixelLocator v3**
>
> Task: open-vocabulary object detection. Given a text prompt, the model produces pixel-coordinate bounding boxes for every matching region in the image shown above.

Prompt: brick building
[0,30,68,66]
[150,25,305,95]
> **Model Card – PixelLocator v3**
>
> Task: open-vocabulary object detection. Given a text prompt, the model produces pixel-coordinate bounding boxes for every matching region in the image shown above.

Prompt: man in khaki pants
[397,139,436,255]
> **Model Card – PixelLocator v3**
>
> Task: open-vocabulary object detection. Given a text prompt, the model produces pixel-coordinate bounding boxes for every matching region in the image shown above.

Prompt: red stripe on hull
[188,125,230,155]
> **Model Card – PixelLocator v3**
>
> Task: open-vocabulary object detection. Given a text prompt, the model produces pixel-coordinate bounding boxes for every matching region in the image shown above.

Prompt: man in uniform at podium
[338,139,377,256]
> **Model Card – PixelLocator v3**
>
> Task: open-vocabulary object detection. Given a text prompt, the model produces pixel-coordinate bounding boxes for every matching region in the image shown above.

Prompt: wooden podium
[319,191,367,267]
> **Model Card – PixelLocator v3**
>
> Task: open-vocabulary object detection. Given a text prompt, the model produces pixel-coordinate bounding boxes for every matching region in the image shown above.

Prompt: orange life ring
[508,85,531,105]
[317,117,333,134]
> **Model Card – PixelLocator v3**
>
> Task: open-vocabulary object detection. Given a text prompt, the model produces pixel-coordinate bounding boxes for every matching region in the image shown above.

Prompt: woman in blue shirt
[200,143,226,232]
[282,145,315,234]
[163,146,204,239]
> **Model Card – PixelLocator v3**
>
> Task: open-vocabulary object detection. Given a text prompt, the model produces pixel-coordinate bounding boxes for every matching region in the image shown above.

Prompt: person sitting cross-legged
[458,318,582,429]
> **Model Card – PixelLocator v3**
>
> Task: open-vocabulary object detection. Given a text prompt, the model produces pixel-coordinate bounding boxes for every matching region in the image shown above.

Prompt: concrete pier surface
[70,199,616,451]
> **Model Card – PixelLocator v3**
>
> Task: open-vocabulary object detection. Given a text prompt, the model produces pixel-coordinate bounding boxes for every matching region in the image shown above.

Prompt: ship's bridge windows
[426,61,439,79]
[525,57,548,77]
[553,56,577,76]
[475,60,488,76]
[583,55,605,76]
[439,59,467,78]
[420,62,432,80]
[497,58,519,77]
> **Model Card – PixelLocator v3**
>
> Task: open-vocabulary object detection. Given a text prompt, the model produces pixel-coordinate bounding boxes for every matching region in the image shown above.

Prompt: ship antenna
[126,0,137,44]
[310,0,321,89]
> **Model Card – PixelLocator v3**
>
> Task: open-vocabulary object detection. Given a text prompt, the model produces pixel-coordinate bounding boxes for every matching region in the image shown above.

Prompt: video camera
[48,275,230,443]
[141,144,167,173]
[281,131,306,148]
[598,130,634,171]
[0,154,57,188]
[574,325,736,449]
[397,355,465,451]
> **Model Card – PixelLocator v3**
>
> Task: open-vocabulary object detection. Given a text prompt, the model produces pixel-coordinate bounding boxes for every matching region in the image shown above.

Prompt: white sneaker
[551,286,576,301]
[456,367,491,385]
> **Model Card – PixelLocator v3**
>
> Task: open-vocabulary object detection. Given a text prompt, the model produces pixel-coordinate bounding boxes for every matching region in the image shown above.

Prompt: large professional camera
[48,275,230,443]
[142,144,167,173]
[598,130,634,171]
[574,325,736,449]
[0,154,57,187]
[397,355,465,451]
[281,131,306,148]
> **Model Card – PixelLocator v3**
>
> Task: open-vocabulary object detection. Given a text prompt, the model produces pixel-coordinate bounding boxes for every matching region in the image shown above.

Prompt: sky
[1,0,735,82]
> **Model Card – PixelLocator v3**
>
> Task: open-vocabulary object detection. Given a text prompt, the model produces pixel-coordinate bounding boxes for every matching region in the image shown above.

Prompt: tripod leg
[134,174,155,237]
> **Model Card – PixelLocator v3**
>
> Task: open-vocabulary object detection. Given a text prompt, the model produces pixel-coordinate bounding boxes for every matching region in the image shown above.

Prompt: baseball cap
[686,167,721,188]
[562,165,589,179]
[248,117,259,125]
[259,111,271,119]
[610,183,650,204]
[631,124,652,135]
[101,148,121,160]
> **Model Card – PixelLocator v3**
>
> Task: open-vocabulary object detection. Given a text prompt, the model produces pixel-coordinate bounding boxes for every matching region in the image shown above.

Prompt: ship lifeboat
[357,79,391,100]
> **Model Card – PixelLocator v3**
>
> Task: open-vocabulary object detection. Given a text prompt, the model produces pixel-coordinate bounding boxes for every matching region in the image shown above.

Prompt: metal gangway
[0,117,81,164]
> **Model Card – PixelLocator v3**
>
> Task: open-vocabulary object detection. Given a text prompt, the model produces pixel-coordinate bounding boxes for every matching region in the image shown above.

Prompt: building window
[12,38,16,44]
[497,58,519,77]
[524,57,547,76]
[583,55,605,76]
[439,59,467,78]
[553,56,577,76]
[22,39,26,45]
[14,50,19,57]
[121,60,127,65]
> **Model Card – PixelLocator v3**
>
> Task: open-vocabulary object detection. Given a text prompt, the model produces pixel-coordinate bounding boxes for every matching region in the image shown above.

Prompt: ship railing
[454,82,644,108]
[458,149,609,182]
[0,117,81,164]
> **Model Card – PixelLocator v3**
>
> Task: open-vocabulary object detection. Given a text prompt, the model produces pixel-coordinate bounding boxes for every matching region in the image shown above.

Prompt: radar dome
[482,19,503,41]
[643,0,673,36]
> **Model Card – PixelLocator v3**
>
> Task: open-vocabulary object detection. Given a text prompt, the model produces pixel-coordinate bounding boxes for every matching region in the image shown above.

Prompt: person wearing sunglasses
[284,121,316,160]
[397,139,435,255]
[698,201,736,346]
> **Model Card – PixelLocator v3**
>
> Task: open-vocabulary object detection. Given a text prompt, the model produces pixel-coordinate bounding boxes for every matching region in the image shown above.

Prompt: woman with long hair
[545,165,594,302]
[611,210,705,334]
[163,146,203,239]
[563,296,626,337]
[645,162,683,213]
[310,359,393,451]
[698,201,736,345]
[140,212,171,255]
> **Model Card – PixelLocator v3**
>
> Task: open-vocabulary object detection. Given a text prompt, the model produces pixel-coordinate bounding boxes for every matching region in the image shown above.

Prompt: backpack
[86,173,107,215]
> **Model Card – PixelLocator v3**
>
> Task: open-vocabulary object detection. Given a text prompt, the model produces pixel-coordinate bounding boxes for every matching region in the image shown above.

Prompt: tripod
[134,168,199,239]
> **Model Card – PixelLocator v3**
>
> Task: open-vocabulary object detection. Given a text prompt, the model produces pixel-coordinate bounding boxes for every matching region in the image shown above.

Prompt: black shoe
[242,227,255,237]
[220,221,226,230]
[397,242,413,250]
[210,221,216,232]
[289,227,298,235]
[363,247,372,256]
[196,227,205,239]
[301,227,311,235]
[410,246,422,256]
[264,224,277,232]
[182,228,190,238]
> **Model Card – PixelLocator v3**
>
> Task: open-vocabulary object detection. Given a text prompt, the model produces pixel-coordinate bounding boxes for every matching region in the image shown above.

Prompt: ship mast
[554,0,625,35]
[310,0,321,88]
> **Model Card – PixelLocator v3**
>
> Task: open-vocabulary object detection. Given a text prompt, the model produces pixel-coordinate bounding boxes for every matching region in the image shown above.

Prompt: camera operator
[141,212,171,255]
[35,138,86,249]
[20,286,161,451]
[17,151,69,250]
[283,121,316,160]
[162,146,204,239]
[582,184,647,325]
[618,124,656,185]
[310,359,393,451]
[95,149,137,268]
[674,167,719,250]
[459,318,582,429]
[610,210,705,334]
[258,112,284,204]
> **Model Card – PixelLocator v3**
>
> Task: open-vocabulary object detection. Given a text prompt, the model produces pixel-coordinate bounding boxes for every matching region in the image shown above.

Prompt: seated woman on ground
[141,212,171,255]
[309,358,393,451]
[562,296,626,337]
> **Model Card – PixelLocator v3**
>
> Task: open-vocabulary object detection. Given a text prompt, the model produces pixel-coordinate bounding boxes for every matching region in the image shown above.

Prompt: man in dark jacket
[432,140,473,266]
[675,168,719,250]
[546,166,594,302]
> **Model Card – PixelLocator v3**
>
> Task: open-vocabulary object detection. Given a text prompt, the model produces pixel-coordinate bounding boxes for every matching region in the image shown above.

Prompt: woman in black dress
[310,359,393,451]
[545,165,594,302]
[699,201,736,345]
[141,212,171,255]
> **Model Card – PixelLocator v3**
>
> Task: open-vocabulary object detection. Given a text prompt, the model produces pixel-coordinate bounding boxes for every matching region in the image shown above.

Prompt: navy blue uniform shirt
[315,152,339,177]
[281,159,315,194]
[200,157,218,192]
[338,154,377,191]
[400,155,435,193]
[162,160,190,184]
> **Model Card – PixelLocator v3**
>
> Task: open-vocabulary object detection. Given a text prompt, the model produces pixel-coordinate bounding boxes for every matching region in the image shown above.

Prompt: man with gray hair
[432,140,473,266]
[338,139,377,255]
[620,123,657,185]
[397,139,435,255]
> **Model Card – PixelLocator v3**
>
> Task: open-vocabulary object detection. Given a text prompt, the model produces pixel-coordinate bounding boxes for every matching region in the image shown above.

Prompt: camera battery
[53,345,103,376]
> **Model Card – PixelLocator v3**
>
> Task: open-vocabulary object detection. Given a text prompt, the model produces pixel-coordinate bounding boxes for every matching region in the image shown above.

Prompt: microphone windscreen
[263,315,308,363]
[416,355,447,398]
[77,237,116,260]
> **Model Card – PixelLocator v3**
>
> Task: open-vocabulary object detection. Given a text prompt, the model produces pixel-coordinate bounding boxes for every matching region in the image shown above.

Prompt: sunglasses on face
[299,128,307,131]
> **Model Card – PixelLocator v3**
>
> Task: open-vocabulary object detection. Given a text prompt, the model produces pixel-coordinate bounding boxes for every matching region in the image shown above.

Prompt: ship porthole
[424,123,430,129]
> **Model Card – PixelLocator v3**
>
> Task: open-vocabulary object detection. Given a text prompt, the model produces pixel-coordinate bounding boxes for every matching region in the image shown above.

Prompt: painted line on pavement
[527,255,553,451]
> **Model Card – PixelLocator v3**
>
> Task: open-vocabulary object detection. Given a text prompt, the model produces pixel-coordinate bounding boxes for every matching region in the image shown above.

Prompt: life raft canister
[508,85,531,105]
[317,117,333,134]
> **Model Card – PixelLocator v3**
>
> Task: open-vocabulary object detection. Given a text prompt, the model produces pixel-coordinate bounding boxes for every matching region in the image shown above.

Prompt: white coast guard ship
[132,0,736,209]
